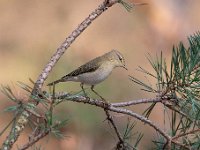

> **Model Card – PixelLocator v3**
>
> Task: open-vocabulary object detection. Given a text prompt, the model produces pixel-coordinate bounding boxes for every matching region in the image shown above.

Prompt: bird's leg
[91,85,110,108]
[80,83,87,97]
[91,85,106,101]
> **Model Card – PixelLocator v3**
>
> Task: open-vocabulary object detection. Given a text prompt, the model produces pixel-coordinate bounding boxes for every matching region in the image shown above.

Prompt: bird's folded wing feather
[61,60,100,79]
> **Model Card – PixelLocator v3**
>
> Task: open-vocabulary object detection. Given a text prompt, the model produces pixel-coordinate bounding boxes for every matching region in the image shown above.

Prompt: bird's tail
[47,79,64,86]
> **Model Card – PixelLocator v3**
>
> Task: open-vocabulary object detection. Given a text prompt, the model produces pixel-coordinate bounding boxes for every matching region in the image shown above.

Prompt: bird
[47,50,127,100]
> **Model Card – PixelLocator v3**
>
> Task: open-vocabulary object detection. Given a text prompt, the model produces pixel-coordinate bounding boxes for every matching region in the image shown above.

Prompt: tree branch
[104,109,125,148]
[18,129,50,150]
[171,141,190,150]
[172,128,200,141]
[112,98,162,107]
[32,0,119,92]
[57,96,171,142]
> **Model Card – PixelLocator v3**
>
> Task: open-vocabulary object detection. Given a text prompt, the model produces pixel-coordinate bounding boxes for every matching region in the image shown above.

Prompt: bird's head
[107,50,127,70]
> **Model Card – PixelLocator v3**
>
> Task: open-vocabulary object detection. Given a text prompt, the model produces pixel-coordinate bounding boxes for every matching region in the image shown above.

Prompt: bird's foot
[102,100,110,109]
[95,95,110,108]
[99,96,106,102]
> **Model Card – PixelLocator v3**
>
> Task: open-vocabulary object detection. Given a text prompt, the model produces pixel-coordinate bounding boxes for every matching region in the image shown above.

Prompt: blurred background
[0,0,200,149]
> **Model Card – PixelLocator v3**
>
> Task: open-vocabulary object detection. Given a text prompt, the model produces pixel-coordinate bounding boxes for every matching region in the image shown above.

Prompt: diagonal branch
[1,1,120,149]
[109,106,171,142]
[56,96,171,142]
[104,109,125,148]
[172,128,200,141]
[18,129,50,150]
[32,0,119,93]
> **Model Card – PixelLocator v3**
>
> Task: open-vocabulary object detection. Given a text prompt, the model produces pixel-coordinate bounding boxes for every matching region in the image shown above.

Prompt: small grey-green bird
[47,50,127,99]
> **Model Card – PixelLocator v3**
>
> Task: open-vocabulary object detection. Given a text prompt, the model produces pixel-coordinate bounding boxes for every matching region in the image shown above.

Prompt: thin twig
[172,128,200,141]
[112,98,162,107]
[18,129,50,150]
[24,107,45,120]
[104,109,125,148]
[171,140,191,150]
[165,104,193,122]
[109,106,171,141]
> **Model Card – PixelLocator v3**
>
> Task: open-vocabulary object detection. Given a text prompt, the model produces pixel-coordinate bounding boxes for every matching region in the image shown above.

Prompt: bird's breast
[76,65,113,85]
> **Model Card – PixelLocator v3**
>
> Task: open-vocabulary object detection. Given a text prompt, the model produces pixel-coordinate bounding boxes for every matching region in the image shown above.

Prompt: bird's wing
[47,56,104,86]
[61,59,101,79]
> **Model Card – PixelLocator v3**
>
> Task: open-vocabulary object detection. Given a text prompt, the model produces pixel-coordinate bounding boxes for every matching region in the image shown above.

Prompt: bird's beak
[122,66,128,70]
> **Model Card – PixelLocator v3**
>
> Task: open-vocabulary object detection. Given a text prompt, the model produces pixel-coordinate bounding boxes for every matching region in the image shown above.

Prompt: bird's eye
[118,56,123,62]
[116,53,124,64]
